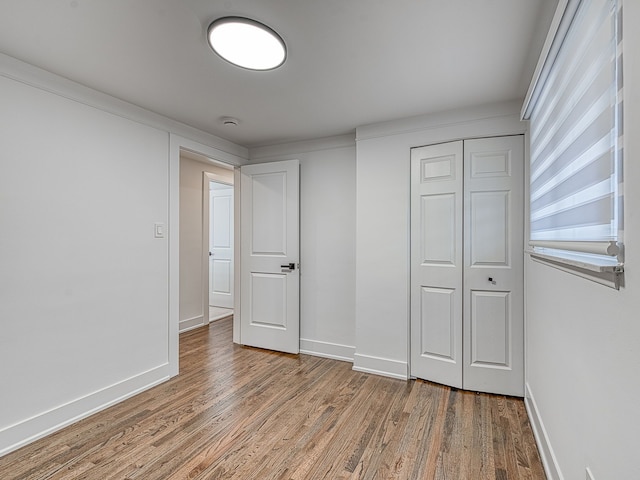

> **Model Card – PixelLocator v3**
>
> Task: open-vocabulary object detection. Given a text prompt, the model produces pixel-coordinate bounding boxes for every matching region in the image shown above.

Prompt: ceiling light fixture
[207,17,286,71]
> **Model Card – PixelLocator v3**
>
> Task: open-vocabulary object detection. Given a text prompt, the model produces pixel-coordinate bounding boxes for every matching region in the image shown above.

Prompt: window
[521,0,623,287]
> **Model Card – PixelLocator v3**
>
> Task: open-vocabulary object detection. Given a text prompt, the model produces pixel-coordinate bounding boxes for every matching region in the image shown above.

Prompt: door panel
[251,172,287,255]
[410,141,463,388]
[421,194,456,265]
[240,160,299,354]
[463,136,523,396]
[212,259,231,293]
[419,286,456,360]
[469,190,510,266]
[249,273,287,328]
[209,184,234,308]
[470,290,510,366]
[469,150,511,178]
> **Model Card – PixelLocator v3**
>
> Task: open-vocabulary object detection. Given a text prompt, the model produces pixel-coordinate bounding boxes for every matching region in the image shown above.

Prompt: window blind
[523,0,623,259]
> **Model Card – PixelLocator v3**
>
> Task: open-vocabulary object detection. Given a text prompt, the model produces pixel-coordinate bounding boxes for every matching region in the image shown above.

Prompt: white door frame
[169,134,245,376]
[202,172,234,324]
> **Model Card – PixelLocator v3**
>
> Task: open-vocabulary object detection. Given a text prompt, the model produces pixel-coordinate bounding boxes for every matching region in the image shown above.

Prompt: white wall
[524,3,640,479]
[354,101,527,379]
[0,54,247,456]
[250,136,357,360]
[0,74,169,454]
[179,155,234,332]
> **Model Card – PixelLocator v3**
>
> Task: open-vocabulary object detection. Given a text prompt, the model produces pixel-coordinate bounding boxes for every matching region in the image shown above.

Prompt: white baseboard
[299,338,355,362]
[179,315,205,333]
[352,353,408,380]
[0,363,170,457]
[524,382,564,480]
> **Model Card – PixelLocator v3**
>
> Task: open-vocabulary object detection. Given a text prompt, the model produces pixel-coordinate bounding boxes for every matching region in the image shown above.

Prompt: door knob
[281,263,295,272]
[488,277,496,285]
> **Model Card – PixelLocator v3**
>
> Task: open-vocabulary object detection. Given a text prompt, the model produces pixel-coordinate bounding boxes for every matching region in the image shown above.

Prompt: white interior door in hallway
[240,159,300,354]
[209,181,234,309]
[410,136,524,396]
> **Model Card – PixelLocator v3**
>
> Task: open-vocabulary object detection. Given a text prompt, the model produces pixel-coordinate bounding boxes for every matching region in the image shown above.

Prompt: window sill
[526,249,624,289]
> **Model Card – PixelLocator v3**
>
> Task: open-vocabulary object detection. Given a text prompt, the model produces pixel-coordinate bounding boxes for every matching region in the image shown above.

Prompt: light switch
[154,223,165,238]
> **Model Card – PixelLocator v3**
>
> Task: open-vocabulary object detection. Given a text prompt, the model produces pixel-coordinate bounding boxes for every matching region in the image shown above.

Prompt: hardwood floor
[0,318,546,479]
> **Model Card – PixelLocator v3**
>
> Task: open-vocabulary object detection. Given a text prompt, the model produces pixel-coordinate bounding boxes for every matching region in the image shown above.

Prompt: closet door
[410,135,524,396]
[410,141,464,388]
[463,136,524,396]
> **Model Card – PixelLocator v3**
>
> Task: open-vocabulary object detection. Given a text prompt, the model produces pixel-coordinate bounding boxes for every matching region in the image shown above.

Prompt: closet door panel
[469,190,510,266]
[420,194,456,265]
[419,286,456,360]
[463,136,524,396]
[470,290,510,367]
[410,141,463,388]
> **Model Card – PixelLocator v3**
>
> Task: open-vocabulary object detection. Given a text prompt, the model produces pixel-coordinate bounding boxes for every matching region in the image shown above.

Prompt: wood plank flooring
[0,318,546,479]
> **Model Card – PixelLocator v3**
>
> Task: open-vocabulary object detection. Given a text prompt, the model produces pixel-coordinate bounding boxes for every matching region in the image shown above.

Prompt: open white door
[240,160,299,354]
[209,182,234,309]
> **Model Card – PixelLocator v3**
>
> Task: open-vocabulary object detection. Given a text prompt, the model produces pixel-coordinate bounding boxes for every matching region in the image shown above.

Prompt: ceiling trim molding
[355,100,524,142]
[175,135,245,168]
[249,133,356,162]
[0,52,249,163]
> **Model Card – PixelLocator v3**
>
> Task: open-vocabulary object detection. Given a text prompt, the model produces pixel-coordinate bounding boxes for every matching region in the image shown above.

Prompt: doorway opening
[178,148,237,337]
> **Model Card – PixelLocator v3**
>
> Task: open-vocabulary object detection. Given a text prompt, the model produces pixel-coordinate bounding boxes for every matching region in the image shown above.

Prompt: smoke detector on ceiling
[220,116,240,127]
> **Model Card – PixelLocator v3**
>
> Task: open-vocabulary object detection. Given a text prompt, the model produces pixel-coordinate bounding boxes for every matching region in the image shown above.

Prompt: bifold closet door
[463,136,524,396]
[410,136,524,396]
[410,141,464,388]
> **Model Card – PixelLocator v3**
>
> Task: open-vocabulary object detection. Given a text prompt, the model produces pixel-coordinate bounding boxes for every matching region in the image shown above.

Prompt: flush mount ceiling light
[207,17,286,71]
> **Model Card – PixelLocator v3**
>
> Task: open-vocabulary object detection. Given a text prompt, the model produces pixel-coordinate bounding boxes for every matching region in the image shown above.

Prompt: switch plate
[154,223,165,238]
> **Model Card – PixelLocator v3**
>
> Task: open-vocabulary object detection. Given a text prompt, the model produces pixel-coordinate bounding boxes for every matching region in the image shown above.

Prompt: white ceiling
[0,0,557,148]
